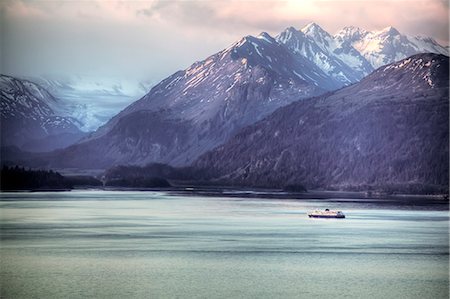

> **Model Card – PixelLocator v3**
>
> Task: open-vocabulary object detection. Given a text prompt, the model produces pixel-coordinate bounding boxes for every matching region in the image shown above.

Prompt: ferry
[308,209,345,218]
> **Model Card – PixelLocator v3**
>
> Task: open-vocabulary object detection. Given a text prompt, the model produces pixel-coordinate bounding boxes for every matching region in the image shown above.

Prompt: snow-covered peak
[334,26,369,43]
[301,22,331,39]
[256,32,276,44]
[301,23,336,56]
[340,26,366,34]
[228,35,257,51]
[276,26,305,44]
[376,26,400,37]
[285,26,298,33]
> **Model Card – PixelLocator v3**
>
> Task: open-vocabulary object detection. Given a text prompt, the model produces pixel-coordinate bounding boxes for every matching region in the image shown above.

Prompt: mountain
[47,33,341,168]
[27,76,154,132]
[11,24,447,170]
[335,26,448,68]
[0,75,86,152]
[276,23,374,85]
[194,54,449,193]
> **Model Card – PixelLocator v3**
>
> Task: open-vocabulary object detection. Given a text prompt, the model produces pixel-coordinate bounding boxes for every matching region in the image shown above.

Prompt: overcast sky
[1,0,449,84]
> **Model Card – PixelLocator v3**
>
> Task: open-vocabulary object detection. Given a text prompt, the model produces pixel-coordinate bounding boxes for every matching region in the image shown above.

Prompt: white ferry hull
[308,209,346,218]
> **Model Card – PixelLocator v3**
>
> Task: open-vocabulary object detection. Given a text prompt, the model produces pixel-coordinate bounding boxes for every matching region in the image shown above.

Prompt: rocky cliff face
[194,54,449,192]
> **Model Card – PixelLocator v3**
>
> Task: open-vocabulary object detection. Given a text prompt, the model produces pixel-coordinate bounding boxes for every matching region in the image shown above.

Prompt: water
[0,190,448,298]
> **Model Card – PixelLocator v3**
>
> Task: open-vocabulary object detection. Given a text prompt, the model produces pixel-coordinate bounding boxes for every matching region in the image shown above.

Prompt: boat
[308,209,345,218]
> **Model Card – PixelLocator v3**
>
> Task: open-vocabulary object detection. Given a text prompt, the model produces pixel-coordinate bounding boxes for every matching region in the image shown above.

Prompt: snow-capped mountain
[6,23,447,169]
[27,76,154,132]
[0,75,86,152]
[110,32,339,127]
[47,32,344,168]
[276,23,374,85]
[194,53,449,192]
[335,25,448,68]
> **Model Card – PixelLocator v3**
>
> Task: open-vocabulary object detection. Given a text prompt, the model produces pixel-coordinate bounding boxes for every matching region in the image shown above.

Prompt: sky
[1,0,449,86]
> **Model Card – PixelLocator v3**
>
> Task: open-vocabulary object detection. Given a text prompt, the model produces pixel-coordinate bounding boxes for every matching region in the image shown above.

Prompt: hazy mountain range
[24,76,154,132]
[1,23,448,192]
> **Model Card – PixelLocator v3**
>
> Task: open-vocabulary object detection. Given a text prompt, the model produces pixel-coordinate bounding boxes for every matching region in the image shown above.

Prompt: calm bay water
[0,190,448,298]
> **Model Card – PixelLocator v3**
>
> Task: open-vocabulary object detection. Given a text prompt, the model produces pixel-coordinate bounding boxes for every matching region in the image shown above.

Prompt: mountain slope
[194,54,449,192]
[49,33,340,168]
[0,75,86,152]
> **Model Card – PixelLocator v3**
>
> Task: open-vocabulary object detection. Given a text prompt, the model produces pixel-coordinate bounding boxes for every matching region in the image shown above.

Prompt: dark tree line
[1,166,72,190]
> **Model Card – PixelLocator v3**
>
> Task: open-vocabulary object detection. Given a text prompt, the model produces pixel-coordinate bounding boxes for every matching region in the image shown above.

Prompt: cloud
[134,0,449,42]
[135,1,302,35]
[4,0,447,40]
